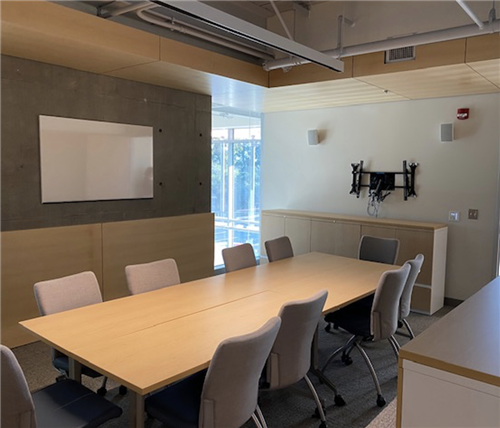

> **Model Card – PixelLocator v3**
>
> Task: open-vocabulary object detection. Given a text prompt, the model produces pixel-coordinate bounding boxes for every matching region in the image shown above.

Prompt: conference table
[20,252,397,428]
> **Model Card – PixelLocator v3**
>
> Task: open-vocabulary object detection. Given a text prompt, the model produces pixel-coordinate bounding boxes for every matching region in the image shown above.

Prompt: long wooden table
[20,252,397,428]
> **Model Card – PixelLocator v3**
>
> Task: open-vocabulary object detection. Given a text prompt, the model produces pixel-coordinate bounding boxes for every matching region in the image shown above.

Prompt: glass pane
[211,111,262,268]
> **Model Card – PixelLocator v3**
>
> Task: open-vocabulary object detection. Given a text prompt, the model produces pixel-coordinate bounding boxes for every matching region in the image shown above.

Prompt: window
[211,110,261,268]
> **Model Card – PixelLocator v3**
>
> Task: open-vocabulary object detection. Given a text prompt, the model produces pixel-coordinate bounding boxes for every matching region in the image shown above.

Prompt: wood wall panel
[102,214,214,301]
[466,34,500,63]
[0,1,160,74]
[353,39,466,77]
[1,224,103,347]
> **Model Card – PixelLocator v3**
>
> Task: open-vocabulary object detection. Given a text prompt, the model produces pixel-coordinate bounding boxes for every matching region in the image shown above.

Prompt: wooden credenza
[260,209,447,315]
[397,277,500,427]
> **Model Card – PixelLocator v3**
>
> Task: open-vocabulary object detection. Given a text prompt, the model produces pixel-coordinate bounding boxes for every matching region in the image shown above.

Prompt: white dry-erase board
[39,116,153,203]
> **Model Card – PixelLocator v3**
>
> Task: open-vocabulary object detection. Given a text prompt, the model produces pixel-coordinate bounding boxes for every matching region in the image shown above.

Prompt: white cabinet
[398,279,500,428]
[400,361,500,428]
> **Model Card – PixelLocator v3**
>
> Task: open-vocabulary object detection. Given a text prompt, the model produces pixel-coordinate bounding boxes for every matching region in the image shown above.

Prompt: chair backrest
[266,290,328,389]
[371,263,411,341]
[359,235,400,265]
[199,317,281,428]
[399,254,424,319]
[265,236,294,263]
[222,243,257,273]
[34,271,103,316]
[1,345,37,428]
[125,258,181,295]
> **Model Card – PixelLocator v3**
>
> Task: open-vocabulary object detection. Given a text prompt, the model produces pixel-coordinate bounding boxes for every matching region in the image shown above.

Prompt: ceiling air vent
[385,46,415,64]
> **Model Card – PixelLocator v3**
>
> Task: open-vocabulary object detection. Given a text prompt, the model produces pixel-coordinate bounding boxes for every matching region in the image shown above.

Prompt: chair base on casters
[322,335,387,408]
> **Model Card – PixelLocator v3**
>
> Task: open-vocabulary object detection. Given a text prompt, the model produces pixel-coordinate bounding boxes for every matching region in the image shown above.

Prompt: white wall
[262,93,500,301]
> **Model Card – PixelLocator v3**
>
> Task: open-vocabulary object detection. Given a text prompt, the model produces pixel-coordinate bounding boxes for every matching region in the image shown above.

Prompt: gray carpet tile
[12,306,453,428]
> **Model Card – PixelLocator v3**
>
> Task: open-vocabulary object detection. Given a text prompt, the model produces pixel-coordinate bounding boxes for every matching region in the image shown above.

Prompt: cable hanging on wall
[349,160,418,217]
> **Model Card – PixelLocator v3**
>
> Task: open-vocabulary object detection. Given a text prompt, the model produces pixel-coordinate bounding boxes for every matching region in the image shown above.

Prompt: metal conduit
[137,9,275,60]
[263,19,500,71]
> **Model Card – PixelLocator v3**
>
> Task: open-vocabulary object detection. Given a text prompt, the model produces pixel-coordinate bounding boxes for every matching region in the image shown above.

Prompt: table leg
[68,358,82,383]
[310,325,346,406]
[129,391,145,428]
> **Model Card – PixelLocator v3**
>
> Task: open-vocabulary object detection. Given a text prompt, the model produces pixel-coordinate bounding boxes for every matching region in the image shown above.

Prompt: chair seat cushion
[324,304,372,338]
[145,369,207,428]
[33,379,122,428]
[53,356,102,379]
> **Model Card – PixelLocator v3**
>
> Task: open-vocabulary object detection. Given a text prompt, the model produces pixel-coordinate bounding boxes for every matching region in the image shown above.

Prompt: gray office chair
[325,235,400,333]
[358,235,400,264]
[125,258,181,295]
[33,271,125,396]
[222,243,257,273]
[1,345,122,428]
[265,236,294,263]
[261,290,329,428]
[321,264,410,407]
[145,317,282,428]
[398,254,424,339]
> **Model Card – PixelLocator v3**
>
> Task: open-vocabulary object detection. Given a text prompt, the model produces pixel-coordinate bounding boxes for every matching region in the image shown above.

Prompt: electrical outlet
[468,209,479,220]
[449,211,460,222]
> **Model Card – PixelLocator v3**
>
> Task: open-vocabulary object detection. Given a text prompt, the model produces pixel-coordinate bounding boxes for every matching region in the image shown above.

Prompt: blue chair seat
[33,379,122,428]
[145,370,206,428]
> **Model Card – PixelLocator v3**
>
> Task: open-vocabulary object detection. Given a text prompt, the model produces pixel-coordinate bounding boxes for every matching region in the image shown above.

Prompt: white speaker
[440,123,454,142]
[308,129,319,145]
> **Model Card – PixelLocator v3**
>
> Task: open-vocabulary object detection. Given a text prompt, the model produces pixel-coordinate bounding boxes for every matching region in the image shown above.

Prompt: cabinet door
[361,225,396,239]
[395,228,434,286]
[311,220,360,258]
[311,220,336,254]
[285,217,311,256]
[334,222,361,258]
[260,214,285,256]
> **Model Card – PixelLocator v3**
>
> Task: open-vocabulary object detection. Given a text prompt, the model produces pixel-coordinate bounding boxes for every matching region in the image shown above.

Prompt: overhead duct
[263,18,500,71]
[151,0,344,72]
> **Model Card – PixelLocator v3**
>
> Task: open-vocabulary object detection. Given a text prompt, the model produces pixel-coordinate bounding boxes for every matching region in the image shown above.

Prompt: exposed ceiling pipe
[336,15,355,54]
[137,9,276,61]
[98,1,153,19]
[270,0,294,40]
[456,0,485,29]
[263,19,500,71]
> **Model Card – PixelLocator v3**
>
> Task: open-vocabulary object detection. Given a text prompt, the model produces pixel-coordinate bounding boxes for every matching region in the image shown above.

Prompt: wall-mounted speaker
[440,123,454,142]
[308,129,319,145]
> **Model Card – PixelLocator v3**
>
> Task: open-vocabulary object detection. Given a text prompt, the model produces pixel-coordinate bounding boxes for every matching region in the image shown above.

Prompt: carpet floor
[12,306,453,428]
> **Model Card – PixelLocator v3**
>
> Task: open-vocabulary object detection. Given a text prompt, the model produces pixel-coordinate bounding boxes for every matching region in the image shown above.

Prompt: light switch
[449,211,460,222]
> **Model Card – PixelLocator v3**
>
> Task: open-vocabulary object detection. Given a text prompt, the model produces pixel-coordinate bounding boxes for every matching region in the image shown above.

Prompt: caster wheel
[376,395,386,407]
[97,387,107,396]
[334,395,346,407]
[319,422,327,428]
[325,323,331,333]
[341,355,353,366]
[119,385,128,395]
[56,375,66,382]
[312,406,326,419]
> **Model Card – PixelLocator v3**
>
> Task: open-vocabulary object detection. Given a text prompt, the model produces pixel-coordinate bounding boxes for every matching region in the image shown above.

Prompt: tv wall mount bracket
[350,160,418,201]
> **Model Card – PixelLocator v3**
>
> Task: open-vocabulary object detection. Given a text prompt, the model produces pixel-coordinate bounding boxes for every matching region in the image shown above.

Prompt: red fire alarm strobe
[457,108,469,120]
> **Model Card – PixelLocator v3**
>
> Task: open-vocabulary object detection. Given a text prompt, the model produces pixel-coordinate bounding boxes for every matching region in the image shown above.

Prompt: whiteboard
[39,116,153,203]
